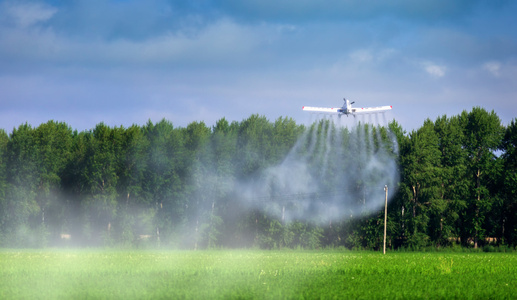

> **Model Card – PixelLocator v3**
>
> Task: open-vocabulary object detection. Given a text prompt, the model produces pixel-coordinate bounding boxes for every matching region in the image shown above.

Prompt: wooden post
[383,185,388,254]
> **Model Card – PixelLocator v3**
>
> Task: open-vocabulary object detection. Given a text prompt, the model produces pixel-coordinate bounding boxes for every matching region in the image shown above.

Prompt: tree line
[0,107,515,250]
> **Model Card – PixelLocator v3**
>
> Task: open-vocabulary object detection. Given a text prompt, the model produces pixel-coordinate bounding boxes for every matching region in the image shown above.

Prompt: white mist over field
[238,113,399,225]
[0,112,399,249]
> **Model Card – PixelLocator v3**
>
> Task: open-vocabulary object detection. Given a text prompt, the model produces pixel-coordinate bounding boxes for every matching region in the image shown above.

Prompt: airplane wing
[352,105,392,114]
[302,106,342,113]
[303,100,392,115]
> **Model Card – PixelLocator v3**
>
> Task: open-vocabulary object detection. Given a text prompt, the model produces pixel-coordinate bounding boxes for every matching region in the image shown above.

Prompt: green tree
[79,123,122,245]
[118,125,148,205]
[183,121,215,249]
[236,114,274,177]
[386,120,409,248]
[399,119,441,248]
[113,125,151,246]
[500,119,517,245]
[271,116,304,163]
[3,124,41,246]
[32,121,73,244]
[209,118,239,247]
[433,115,469,246]
[0,129,10,244]
[460,108,503,248]
[142,119,186,246]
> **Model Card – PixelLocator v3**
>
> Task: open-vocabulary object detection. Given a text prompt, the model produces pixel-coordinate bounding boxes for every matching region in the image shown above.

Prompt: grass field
[1,249,516,299]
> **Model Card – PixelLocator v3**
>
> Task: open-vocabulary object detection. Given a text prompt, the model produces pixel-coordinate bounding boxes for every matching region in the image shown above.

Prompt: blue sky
[1,0,516,132]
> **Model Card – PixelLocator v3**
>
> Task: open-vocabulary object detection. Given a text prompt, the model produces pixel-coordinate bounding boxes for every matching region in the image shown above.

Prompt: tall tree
[32,121,73,243]
[400,119,442,248]
[271,116,304,163]
[433,115,469,246]
[3,124,40,246]
[210,118,239,247]
[0,129,9,244]
[142,119,186,246]
[236,114,274,177]
[118,125,148,205]
[113,124,150,245]
[500,119,517,245]
[79,123,122,245]
[460,108,503,248]
[184,121,214,249]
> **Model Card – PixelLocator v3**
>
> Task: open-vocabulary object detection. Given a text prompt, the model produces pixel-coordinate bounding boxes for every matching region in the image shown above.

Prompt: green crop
[1,250,515,299]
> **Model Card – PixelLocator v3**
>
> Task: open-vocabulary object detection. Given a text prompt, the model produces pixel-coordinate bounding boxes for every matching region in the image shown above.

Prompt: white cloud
[0,15,267,71]
[348,48,397,65]
[349,49,374,63]
[423,62,446,77]
[483,61,501,77]
[3,1,57,28]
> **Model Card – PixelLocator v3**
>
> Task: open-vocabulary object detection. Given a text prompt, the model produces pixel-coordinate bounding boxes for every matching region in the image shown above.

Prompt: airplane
[302,98,392,117]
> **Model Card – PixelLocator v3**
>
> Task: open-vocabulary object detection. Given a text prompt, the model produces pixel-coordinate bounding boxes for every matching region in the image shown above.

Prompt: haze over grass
[1,250,515,299]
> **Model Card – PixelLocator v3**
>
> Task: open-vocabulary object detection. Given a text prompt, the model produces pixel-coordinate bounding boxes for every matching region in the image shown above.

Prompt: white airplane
[303,98,392,116]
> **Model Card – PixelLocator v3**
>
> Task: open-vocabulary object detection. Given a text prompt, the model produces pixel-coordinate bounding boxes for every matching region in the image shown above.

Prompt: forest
[0,106,515,250]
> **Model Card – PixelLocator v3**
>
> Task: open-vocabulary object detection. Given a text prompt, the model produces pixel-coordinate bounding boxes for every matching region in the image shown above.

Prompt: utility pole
[383,185,388,254]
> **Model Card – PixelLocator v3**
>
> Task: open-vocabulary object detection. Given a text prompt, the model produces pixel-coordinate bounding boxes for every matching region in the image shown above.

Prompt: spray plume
[238,113,399,225]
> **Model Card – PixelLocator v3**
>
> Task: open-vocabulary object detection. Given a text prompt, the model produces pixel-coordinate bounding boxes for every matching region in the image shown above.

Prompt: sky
[1,0,516,133]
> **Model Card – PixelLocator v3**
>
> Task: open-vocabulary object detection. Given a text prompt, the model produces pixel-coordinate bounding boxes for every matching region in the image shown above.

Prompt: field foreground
[1,250,516,299]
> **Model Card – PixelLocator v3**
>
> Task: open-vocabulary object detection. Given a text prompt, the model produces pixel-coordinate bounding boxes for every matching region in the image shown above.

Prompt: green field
[1,250,516,299]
